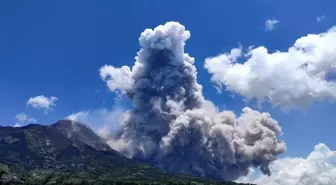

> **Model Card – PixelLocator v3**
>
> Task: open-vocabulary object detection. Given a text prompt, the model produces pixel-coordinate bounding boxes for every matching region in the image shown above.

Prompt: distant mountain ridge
[0,120,253,185]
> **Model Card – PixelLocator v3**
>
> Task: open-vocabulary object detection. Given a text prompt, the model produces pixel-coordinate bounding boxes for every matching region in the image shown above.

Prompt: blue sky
[1,0,336,163]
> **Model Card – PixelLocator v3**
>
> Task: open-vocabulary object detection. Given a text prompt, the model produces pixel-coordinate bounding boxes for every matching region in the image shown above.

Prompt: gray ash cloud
[99,22,286,180]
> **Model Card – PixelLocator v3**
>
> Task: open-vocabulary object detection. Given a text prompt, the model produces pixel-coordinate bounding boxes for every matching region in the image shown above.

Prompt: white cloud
[27,117,37,123]
[237,143,336,185]
[15,113,28,123]
[66,107,125,139]
[317,15,326,22]
[99,65,133,96]
[27,95,58,113]
[205,26,336,110]
[13,123,21,127]
[265,19,280,31]
[14,113,37,127]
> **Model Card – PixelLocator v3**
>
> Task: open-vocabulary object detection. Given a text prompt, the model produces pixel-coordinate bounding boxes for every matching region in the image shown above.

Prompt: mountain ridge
[0,120,253,185]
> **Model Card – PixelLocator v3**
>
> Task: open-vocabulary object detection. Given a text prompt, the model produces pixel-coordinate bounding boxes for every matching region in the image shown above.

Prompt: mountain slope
[0,120,252,185]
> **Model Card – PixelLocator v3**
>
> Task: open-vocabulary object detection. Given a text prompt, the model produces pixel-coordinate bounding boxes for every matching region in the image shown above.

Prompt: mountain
[0,120,252,185]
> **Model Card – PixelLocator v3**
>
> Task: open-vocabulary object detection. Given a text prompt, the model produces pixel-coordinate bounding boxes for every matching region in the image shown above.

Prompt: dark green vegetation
[0,120,253,185]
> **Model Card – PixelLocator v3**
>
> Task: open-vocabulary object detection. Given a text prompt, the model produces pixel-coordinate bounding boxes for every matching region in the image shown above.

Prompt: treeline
[0,171,254,185]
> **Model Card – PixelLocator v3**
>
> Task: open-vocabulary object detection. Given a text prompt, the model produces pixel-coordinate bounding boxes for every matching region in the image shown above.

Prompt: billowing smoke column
[100,22,286,180]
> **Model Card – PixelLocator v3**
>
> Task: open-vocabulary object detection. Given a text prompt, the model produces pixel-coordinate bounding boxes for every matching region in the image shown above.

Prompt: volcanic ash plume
[99,22,286,180]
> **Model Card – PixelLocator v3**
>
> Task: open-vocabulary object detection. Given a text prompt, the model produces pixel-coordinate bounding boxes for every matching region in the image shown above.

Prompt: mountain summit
[51,120,113,152]
[0,120,125,172]
[0,120,251,185]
